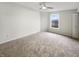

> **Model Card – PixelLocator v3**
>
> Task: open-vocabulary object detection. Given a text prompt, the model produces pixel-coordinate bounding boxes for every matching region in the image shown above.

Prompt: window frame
[49,13,60,29]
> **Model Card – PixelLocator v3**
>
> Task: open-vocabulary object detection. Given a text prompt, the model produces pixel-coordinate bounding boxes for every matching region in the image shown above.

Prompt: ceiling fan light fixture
[42,6,47,9]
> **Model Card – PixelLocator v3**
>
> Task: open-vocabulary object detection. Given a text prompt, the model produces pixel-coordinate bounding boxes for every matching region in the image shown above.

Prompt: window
[50,14,59,28]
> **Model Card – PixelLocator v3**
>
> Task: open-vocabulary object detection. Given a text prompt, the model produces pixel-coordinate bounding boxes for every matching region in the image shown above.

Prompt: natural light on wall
[50,14,60,28]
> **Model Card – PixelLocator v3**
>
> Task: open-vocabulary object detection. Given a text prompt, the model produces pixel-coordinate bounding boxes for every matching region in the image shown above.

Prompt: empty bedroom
[0,2,79,57]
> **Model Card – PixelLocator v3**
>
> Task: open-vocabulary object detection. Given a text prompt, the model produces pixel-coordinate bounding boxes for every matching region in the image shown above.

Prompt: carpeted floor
[0,32,79,57]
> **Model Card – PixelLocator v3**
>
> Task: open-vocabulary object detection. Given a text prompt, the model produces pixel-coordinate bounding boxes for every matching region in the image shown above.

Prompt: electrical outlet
[6,34,9,38]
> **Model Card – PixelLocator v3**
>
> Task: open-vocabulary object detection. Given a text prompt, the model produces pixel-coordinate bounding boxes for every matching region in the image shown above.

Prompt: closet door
[72,13,79,39]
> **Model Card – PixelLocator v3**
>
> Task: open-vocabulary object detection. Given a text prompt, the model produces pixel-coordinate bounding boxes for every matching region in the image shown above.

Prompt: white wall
[0,3,40,43]
[40,12,48,32]
[40,9,78,37]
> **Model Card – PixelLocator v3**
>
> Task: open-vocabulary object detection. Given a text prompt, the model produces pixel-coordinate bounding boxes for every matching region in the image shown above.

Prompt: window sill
[50,27,60,29]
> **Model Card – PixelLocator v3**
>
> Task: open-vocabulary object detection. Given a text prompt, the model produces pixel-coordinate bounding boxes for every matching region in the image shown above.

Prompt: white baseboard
[0,32,38,44]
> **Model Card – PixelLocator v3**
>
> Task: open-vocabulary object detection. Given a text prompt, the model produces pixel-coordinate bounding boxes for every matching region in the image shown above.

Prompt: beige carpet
[0,32,79,57]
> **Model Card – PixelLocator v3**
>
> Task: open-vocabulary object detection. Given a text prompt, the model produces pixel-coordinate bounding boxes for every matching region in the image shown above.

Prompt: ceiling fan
[40,2,53,10]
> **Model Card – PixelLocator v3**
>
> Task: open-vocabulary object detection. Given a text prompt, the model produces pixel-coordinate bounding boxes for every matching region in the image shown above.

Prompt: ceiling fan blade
[39,2,53,10]
[47,7,53,9]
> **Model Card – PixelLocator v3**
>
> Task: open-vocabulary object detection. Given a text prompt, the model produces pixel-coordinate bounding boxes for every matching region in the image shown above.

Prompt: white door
[72,13,79,38]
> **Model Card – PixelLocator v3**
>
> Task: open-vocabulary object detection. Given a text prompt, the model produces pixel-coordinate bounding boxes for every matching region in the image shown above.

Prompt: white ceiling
[16,2,79,12]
